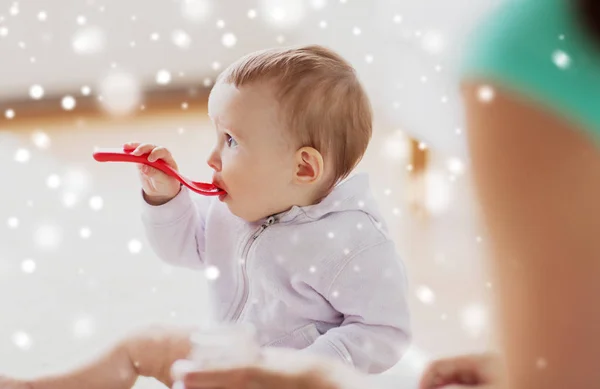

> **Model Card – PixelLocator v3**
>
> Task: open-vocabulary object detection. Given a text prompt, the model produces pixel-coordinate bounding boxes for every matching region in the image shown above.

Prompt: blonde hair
[217,44,373,184]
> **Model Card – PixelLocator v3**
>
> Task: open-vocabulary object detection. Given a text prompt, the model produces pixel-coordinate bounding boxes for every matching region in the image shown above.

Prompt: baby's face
[207,82,297,222]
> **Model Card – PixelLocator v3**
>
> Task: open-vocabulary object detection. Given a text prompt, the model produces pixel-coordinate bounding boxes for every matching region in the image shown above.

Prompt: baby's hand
[419,353,504,389]
[124,142,182,205]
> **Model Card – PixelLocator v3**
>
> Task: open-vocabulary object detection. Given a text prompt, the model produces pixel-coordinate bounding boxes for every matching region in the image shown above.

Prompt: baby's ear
[294,147,324,184]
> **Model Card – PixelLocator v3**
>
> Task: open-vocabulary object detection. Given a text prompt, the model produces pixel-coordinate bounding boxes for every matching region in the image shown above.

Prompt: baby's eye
[226,134,238,148]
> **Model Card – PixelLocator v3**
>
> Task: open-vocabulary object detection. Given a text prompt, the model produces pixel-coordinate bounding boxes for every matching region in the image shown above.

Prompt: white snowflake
[309,266,316,273]
[319,20,327,28]
[424,171,452,215]
[14,148,30,163]
[216,19,225,28]
[477,85,495,103]
[327,232,335,239]
[260,0,306,28]
[7,217,19,228]
[356,223,363,230]
[382,130,409,161]
[393,14,402,24]
[461,304,488,338]
[81,85,91,95]
[32,131,51,149]
[128,239,142,254]
[247,9,257,19]
[21,259,36,273]
[77,15,87,25]
[365,54,373,64]
[46,174,60,189]
[34,224,62,250]
[12,331,32,350]
[447,157,464,175]
[181,0,212,23]
[205,265,220,280]
[0,27,8,37]
[552,50,571,69]
[352,27,361,35]
[211,61,221,71]
[73,314,95,338]
[89,196,103,211]
[310,0,326,9]
[150,32,160,41]
[416,285,435,304]
[422,30,444,54]
[61,96,76,111]
[72,26,106,55]
[29,85,44,100]
[9,2,19,16]
[80,227,91,239]
[5,109,15,119]
[156,70,172,85]
[99,71,141,116]
[203,78,212,87]
[172,30,191,49]
[331,290,339,298]
[38,11,48,21]
[62,192,78,208]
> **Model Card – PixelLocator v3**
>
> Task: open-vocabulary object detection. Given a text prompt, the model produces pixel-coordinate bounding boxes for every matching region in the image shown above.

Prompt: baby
[129,44,411,374]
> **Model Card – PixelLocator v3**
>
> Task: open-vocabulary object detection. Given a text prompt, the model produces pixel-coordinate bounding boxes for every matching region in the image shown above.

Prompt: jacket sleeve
[302,240,412,374]
[140,187,210,270]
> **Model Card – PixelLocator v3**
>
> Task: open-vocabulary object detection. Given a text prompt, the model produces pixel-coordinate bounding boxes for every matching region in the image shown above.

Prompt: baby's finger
[147,146,170,162]
[138,164,161,176]
[132,143,156,156]
[148,147,178,170]
[124,142,141,152]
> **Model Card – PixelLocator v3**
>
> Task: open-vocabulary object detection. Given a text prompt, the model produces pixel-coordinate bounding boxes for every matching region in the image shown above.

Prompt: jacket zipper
[231,215,276,322]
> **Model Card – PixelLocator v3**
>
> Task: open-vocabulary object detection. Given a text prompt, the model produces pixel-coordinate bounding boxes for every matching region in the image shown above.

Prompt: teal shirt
[462,0,600,137]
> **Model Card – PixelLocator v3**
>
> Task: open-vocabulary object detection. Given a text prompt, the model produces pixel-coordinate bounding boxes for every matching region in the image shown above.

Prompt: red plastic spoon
[92,147,226,196]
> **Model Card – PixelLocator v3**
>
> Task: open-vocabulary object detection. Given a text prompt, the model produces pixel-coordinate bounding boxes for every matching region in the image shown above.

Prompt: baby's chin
[227,203,273,223]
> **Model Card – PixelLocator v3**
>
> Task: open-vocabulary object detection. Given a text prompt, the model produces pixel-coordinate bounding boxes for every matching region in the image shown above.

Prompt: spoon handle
[92,148,181,181]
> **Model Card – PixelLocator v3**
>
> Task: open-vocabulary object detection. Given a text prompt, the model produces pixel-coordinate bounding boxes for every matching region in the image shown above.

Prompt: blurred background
[0,0,503,387]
